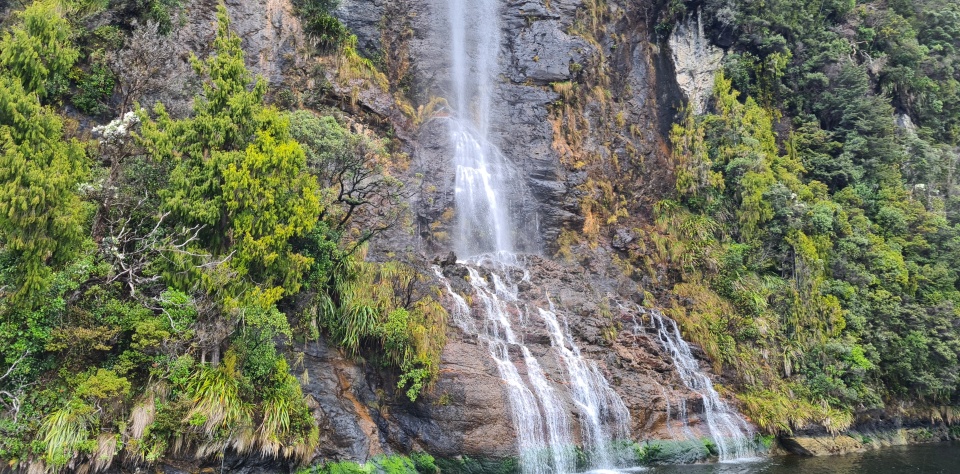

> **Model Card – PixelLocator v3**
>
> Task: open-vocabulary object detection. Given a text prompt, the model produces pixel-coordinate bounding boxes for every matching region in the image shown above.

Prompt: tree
[109,21,190,115]
[287,110,407,247]
[0,0,79,101]
[0,1,88,306]
[138,4,321,307]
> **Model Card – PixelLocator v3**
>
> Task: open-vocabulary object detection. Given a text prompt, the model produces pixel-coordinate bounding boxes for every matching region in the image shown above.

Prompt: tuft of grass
[38,400,98,472]
[317,257,447,401]
[183,352,254,458]
[91,433,118,472]
[257,359,319,463]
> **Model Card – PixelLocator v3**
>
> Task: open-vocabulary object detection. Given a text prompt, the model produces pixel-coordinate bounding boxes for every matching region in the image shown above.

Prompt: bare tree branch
[0,350,28,383]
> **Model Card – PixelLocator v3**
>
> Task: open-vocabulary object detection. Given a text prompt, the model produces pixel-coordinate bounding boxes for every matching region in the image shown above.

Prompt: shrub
[294,0,351,50]
[71,62,116,115]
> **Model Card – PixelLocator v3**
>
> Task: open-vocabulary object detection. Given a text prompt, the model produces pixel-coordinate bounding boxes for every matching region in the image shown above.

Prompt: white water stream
[634,309,757,461]
[445,0,633,470]
[440,0,756,470]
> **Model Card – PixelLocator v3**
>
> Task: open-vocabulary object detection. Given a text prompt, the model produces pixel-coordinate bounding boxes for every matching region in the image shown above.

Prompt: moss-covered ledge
[780,425,959,456]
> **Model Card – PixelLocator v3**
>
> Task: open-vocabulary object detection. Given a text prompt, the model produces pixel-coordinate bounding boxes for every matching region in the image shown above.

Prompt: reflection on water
[602,443,960,474]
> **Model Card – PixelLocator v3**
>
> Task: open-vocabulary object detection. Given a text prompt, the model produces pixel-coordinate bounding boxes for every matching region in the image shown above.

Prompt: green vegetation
[641,0,960,434]
[298,453,439,474]
[71,61,115,115]
[0,0,79,101]
[293,0,351,50]
[434,455,520,474]
[0,1,442,471]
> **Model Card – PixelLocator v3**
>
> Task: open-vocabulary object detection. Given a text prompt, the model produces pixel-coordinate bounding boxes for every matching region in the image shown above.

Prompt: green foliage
[182,351,254,456]
[107,0,184,34]
[654,0,960,433]
[71,61,115,115]
[75,369,131,401]
[181,350,315,462]
[314,256,448,401]
[0,0,79,101]
[287,109,405,240]
[0,1,438,469]
[257,359,318,462]
[298,454,437,474]
[293,0,350,50]
[37,400,98,471]
[410,452,439,474]
[0,69,88,307]
[0,0,89,307]
[138,4,322,307]
[633,442,663,465]
[433,456,520,474]
[660,49,960,434]
[142,0,184,34]
[158,288,198,333]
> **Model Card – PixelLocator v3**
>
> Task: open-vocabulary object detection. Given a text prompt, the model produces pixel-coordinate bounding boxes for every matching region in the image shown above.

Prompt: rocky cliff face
[669,12,724,114]
[334,0,681,255]
[160,0,744,468]
[312,0,729,465]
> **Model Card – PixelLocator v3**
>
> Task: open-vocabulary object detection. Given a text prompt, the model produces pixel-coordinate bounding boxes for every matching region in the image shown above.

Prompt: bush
[294,0,351,50]
[411,452,439,474]
[38,400,99,471]
[72,62,116,115]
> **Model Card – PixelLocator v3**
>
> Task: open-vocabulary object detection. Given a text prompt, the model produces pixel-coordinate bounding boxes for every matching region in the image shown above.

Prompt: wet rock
[300,336,386,462]
[780,434,866,456]
[435,251,458,267]
[781,425,954,456]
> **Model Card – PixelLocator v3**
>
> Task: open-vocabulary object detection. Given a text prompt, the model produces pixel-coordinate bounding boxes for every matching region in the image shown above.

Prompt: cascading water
[634,309,757,461]
[539,305,631,468]
[466,264,574,473]
[435,259,631,473]
[440,0,755,469]
[447,0,514,257]
[443,0,633,470]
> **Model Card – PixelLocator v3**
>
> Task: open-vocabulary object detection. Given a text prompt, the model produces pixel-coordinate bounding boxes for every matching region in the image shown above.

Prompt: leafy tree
[138,5,322,307]
[0,0,79,101]
[0,20,88,306]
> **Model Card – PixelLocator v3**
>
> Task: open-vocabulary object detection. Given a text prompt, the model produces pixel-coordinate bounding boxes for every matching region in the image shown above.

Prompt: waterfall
[440,0,756,470]
[444,1,634,469]
[436,260,632,473]
[539,306,631,467]
[635,309,757,461]
[448,0,514,256]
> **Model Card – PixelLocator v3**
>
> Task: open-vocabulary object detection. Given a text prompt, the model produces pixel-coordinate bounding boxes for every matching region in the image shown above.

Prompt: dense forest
[647,0,960,433]
[0,0,958,472]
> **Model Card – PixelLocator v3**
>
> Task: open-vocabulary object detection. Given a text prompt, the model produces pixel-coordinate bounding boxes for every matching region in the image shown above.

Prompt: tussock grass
[38,401,98,473]
[183,353,254,458]
[91,433,118,472]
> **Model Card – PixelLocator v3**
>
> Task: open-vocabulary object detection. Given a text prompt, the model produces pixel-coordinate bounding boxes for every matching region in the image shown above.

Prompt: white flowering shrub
[92,111,141,144]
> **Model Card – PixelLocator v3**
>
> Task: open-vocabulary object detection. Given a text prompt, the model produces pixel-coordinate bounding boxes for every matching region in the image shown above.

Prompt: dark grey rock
[511,20,590,83]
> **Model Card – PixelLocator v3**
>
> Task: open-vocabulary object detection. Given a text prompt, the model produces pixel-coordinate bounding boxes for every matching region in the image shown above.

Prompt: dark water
[594,443,960,473]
